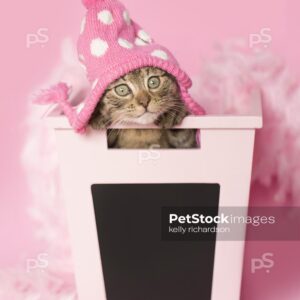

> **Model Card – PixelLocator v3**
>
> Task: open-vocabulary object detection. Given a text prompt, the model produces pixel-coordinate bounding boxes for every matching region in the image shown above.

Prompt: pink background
[0,0,299,299]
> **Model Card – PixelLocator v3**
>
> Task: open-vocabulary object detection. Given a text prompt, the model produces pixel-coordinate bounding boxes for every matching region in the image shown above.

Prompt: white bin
[45,93,262,300]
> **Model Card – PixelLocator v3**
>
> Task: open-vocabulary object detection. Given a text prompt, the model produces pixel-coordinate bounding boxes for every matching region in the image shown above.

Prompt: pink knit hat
[36,0,205,133]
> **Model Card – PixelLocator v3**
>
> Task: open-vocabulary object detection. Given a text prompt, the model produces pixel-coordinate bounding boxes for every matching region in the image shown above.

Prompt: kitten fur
[89,67,197,149]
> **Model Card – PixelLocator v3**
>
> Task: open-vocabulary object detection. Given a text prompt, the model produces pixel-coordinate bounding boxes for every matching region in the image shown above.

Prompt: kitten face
[89,67,185,128]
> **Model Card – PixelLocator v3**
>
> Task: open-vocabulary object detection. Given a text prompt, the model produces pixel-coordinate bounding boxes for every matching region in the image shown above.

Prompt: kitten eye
[148,76,161,89]
[115,84,131,97]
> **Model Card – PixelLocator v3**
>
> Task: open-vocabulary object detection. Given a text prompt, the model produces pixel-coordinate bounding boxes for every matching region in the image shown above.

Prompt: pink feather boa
[191,40,300,204]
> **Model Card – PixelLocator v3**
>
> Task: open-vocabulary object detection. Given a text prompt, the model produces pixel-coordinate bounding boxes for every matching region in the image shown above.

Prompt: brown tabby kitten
[89,67,197,149]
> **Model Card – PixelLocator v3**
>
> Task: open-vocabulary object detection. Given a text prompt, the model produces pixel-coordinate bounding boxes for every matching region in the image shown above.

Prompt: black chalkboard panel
[91,184,220,300]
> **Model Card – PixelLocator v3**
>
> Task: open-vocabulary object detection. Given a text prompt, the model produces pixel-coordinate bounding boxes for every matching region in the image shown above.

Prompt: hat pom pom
[82,0,99,9]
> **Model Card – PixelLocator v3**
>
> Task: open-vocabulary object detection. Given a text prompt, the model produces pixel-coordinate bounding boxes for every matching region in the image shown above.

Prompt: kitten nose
[137,93,151,108]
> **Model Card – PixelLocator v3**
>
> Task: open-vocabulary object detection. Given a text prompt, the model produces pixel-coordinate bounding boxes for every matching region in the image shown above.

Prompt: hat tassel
[34,82,78,128]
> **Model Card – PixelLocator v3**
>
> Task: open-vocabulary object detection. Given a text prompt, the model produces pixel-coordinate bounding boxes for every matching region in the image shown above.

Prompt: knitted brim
[74,54,205,132]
